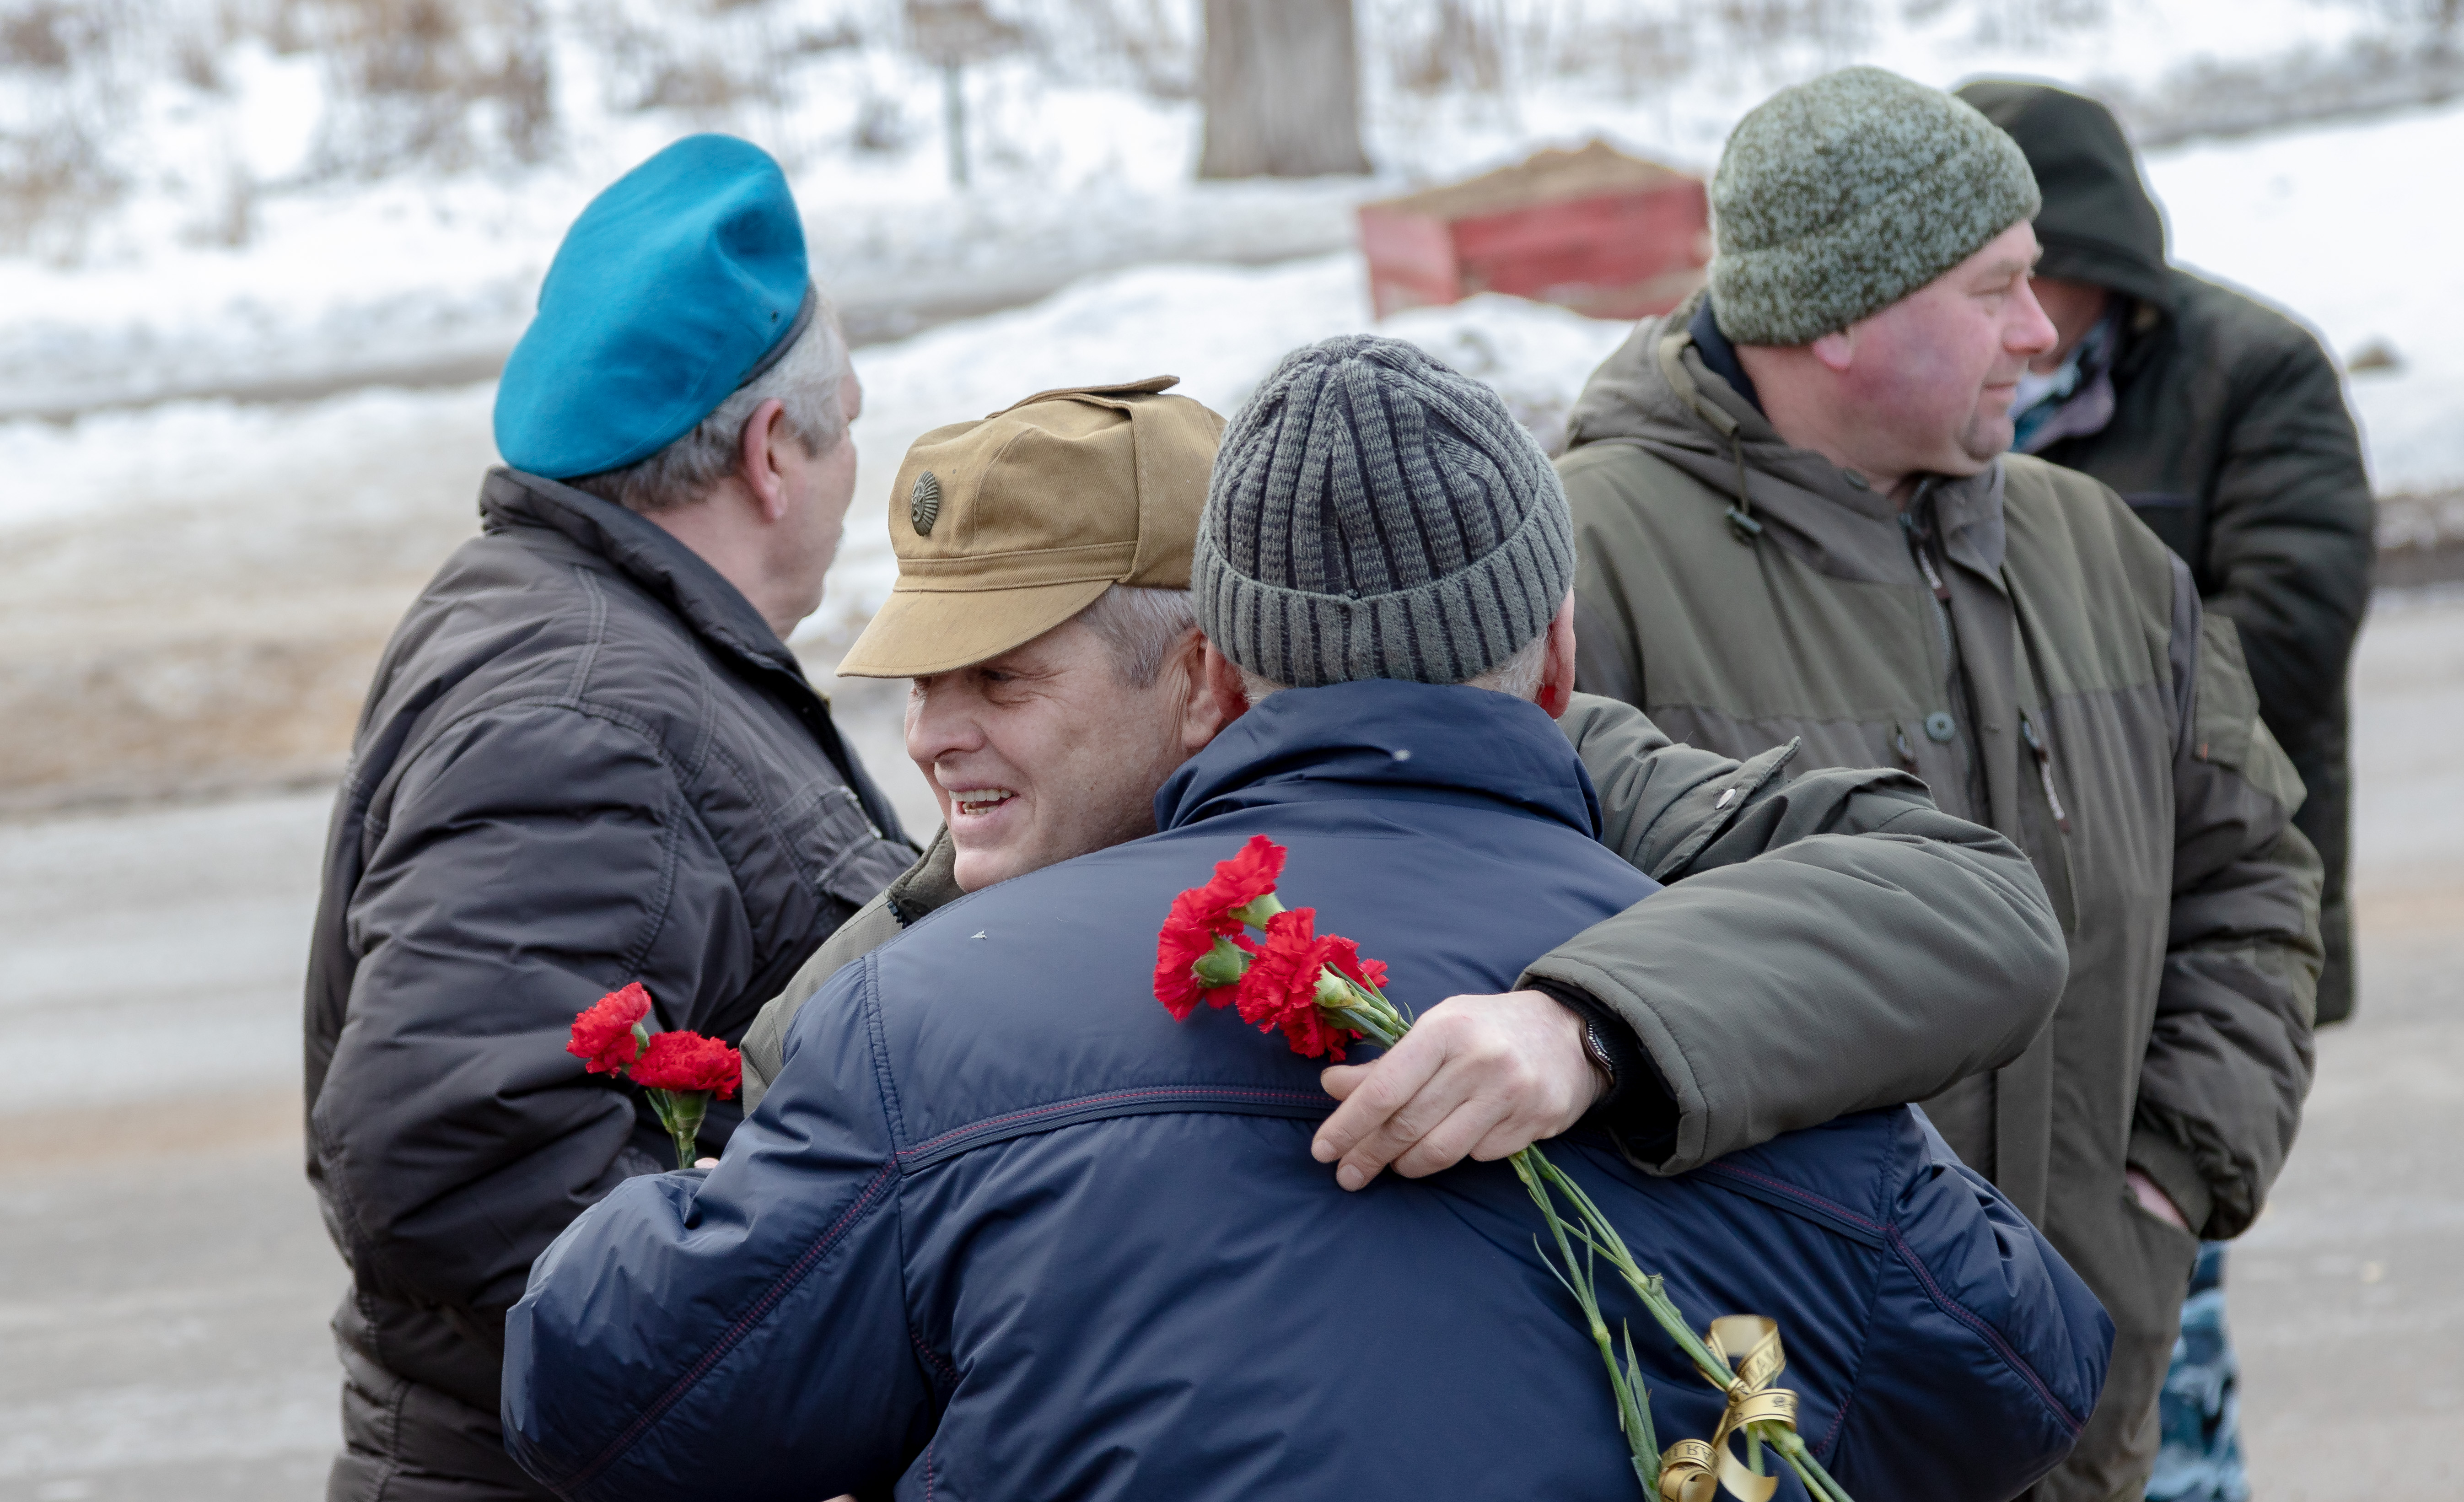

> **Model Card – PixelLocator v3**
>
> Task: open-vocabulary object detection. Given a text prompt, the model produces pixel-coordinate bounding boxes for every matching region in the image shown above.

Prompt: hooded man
[302,136,915,1500]
[735,374,2069,1204]
[501,336,2111,1502]
[1955,80,2371,1030]
[1956,77,2378,1502]
[1555,68,2322,1500]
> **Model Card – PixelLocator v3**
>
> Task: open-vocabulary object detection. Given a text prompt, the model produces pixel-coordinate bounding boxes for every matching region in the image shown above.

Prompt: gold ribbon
[1657,1315,1802,1502]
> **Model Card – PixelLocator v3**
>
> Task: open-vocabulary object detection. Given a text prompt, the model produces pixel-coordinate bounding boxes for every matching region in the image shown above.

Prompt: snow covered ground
[6,92,2459,657]
[2149,107,2464,495]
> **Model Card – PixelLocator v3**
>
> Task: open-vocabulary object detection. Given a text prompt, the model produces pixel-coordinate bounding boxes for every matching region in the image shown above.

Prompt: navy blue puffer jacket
[505,681,2111,1502]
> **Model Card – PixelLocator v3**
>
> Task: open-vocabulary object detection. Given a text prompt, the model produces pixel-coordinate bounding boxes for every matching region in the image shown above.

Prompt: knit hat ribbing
[1708,66,2042,346]
[1194,335,1572,689]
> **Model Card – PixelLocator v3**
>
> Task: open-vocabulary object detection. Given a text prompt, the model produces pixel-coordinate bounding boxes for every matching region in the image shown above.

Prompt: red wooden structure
[1358,140,1710,322]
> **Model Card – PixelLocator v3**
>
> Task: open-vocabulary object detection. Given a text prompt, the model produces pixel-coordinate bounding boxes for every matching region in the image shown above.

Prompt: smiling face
[904,612,1205,892]
[1826,220,2059,482]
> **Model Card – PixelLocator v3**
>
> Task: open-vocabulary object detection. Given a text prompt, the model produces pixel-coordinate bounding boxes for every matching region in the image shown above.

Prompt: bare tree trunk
[1198,0,1372,178]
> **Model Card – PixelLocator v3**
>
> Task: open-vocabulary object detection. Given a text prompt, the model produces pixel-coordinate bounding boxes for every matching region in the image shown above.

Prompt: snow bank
[9,71,2459,662]
[2147,109,2464,494]
[7,83,2459,684]
[0,0,2426,417]
[822,252,1630,640]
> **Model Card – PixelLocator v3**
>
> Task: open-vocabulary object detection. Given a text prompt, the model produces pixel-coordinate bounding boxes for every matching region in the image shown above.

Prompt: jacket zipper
[2017,709,2072,834]
[1902,513,1955,643]
[1890,721,1919,773]
[1901,513,1959,712]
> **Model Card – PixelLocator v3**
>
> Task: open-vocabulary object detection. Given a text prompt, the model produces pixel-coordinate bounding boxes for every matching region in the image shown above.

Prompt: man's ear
[737,398,793,522]
[1184,638,1251,753]
[1809,327,1855,374]
[1537,594,1577,719]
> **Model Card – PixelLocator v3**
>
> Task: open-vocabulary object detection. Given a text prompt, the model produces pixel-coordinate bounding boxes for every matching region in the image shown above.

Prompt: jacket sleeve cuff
[2127,1123,2217,1239]
[1527,978,1680,1159]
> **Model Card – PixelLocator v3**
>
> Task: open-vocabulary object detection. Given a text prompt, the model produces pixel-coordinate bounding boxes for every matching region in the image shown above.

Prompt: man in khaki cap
[739,366,2066,1201]
[835,375,1229,894]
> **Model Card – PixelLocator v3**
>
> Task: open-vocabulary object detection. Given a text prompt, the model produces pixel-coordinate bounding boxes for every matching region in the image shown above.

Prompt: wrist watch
[1580,1018,1619,1092]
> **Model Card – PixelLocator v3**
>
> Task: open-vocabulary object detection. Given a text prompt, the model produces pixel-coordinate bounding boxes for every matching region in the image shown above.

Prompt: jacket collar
[481,466,805,678]
[1562,293,2010,589]
[1155,679,1601,838]
[479,466,914,845]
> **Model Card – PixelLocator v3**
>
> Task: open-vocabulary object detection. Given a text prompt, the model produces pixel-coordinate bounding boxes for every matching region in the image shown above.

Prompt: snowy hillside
[5,0,2461,811]
[4,0,2456,413]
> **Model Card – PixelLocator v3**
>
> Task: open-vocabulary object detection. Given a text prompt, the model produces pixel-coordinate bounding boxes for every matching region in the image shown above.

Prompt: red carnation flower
[568,982,653,1075]
[1236,908,1367,1061]
[1188,834,1286,921]
[1151,834,1287,1020]
[630,1030,742,1100]
[1155,905,1251,1021]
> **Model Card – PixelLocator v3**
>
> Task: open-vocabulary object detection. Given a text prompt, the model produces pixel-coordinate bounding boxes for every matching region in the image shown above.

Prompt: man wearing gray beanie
[1194,333,1575,691]
[1558,66,2321,1502]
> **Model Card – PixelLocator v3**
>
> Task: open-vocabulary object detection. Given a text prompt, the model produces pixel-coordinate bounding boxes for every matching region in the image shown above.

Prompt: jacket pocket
[794,783,917,909]
[2112,1191,2202,1345]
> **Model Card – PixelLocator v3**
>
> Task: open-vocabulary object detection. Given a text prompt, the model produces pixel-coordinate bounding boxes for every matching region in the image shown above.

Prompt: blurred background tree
[1198,0,1370,177]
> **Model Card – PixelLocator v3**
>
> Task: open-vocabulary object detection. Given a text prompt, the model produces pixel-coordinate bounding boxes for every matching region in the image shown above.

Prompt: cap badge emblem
[909,470,942,535]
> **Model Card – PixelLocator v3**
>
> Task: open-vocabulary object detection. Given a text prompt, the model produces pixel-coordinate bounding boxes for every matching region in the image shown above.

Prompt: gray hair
[1239,612,1551,705]
[1075,585,1199,688]
[568,303,852,515]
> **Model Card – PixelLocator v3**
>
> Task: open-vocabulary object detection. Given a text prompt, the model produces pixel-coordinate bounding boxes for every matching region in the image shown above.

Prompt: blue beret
[494,134,817,479]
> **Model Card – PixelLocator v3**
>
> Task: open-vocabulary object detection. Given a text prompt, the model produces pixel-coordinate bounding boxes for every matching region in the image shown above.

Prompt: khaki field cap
[836,376,1227,678]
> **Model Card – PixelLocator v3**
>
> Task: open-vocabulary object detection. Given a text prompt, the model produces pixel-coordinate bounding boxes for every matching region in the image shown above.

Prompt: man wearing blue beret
[301,134,918,1502]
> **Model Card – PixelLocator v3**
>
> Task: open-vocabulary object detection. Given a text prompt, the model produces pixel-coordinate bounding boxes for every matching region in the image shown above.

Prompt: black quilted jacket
[301,467,915,1471]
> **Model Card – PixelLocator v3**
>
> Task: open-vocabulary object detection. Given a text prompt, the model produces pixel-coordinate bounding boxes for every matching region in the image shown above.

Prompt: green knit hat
[1708,66,2041,346]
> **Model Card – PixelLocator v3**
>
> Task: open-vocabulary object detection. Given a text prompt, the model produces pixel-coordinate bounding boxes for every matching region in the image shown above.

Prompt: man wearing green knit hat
[1559,66,2321,1501]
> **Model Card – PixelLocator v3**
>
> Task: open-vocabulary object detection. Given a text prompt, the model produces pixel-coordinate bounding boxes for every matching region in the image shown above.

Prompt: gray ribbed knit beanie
[1194,334,1572,689]
[1709,66,2042,346]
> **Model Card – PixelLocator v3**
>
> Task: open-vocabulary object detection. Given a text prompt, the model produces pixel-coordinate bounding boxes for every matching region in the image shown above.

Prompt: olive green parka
[1555,297,2320,1501]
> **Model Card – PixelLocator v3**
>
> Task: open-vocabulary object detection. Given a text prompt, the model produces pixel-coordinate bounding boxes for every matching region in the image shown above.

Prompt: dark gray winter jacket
[301,468,915,1483]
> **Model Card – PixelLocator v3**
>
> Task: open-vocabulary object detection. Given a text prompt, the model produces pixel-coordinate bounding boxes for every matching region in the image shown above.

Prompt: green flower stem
[1309,968,1855,1502]
[1529,1152,1856,1502]
[1513,1148,1661,1494]
[645,1087,710,1171]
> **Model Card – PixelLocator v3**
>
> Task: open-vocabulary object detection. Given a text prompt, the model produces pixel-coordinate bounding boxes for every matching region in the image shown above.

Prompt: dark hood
[1155,678,1602,839]
[1958,80,2171,309]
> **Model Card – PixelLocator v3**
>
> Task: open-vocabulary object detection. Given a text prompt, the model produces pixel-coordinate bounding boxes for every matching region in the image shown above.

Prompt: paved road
[2,596,2457,1500]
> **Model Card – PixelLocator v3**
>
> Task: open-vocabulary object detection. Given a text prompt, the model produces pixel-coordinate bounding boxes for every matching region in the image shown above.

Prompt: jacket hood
[1957,80,2171,309]
[1156,678,1601,838]
[1562,296,2011,588]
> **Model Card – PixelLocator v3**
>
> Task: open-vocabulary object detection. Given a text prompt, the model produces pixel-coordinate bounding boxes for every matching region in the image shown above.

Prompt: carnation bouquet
[1156,836,1855,1502]
[568,982,744,1169]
